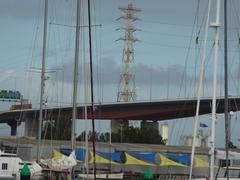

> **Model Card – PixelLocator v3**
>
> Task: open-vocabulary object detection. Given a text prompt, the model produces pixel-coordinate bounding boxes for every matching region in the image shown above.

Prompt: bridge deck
[0,97,240,123]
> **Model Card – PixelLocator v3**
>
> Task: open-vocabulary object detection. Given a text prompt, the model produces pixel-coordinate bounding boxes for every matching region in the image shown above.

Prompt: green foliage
[42,118,72,140]
[113,126,165,144]
[76,127,165,145]
[43,119,164,145]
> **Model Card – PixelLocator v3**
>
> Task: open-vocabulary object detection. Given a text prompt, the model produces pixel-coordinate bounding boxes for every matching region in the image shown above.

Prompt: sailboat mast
[189,0,212,179]
[83,17,89,176]
[210,0,221,179]
[224,0,229,178]
[71,0,81,150]
[37,0,48,162]
[87,0,97,179]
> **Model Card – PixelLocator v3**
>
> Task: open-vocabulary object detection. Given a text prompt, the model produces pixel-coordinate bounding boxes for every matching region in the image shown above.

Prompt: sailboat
[70,0,123,178]
[33,0,77,177]
[0,0,51,178]
[39,0,77,175]
[34,0,122,178]
[191,0,240,179]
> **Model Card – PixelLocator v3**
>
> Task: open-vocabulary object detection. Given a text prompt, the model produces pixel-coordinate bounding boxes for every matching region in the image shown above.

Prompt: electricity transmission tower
[117,3,141,102]
[111,4,141,131]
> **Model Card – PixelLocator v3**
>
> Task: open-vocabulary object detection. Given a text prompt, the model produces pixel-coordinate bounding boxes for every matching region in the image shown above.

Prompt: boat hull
[77,173,124,179]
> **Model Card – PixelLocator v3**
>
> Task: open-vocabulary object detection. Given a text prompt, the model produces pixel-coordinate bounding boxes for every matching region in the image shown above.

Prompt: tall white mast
[37,0,48,162]
[189,0,212,179]
[210,0,221,179]
[71,0,81,150]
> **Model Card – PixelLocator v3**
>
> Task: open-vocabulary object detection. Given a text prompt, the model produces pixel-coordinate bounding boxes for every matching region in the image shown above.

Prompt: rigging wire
[51,0,75,140]
[87,0,97,177]
[174,0,202,144]
[177,0,209,99]
[170,0,202,144]
[230,0,240,97]
[141,19,203,28]
[141,18,240,30]
[92,0,102,133]
[15,0,43,147]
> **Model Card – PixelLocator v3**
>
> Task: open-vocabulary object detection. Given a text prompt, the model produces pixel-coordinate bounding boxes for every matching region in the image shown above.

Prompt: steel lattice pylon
[117,4,141,102]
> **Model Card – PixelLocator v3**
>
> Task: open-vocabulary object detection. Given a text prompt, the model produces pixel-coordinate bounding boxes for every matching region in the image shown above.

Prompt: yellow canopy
[194,157,209,168]
[53,150,65,160]
[89,152,118,165]
[159,154,187,167]
[124,153,155,166]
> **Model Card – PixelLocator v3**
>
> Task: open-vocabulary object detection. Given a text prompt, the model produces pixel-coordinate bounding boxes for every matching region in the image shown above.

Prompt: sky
[0,0,240,147]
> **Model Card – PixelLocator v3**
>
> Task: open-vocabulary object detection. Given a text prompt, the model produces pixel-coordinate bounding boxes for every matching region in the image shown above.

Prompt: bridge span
[1,97,240,136]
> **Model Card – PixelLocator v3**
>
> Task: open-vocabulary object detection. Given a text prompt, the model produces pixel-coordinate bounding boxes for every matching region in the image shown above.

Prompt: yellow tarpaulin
[124,153,155,166]
[53,150,65,160]
[159,154,187,167]
[194,157,209,168]
[89,151,118,165]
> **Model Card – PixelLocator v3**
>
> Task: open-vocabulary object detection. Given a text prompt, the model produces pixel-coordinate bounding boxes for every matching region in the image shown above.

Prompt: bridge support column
[25,118,38,138]
[7,121,18,136]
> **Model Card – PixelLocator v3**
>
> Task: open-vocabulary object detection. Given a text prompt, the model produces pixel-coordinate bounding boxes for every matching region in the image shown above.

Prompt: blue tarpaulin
[129,152,156,164]
[75,149,85,161]
[97,151,124,163]
[59,148,85,161]
[164,153,191,166]
[59,148,71,156]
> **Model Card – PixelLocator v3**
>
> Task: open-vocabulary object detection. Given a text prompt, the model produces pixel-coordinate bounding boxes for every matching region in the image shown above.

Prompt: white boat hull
[78,173,124,179]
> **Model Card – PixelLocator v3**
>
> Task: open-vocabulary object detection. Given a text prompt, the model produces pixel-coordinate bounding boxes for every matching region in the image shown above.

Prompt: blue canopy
[129,152,156,164]
[75,149,85,161]
[59,148,71,156]
[97,151,124,163]
[164,153,191,166]
[59,148,85,161]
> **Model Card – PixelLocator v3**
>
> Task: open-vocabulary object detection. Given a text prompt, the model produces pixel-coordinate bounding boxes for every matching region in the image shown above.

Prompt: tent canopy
[59,148,85,161]
[124,153,155,166]
[97,151,124,163]
[129,152,156,164]
[158,154,187,167]
[164,153,191,166]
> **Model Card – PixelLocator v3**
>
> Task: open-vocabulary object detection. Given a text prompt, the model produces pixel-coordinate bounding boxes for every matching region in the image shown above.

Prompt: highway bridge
[1,97,240,136]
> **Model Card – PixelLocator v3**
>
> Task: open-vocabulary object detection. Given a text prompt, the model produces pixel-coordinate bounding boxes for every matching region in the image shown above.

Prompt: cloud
[135,64,191,86]
[51,57,193,87]
[50,56,120,85]
[0,0,73,21]
[0,70,16,83]
[0,0,40,19]
[0,0,207,26]
[1,0,239,30]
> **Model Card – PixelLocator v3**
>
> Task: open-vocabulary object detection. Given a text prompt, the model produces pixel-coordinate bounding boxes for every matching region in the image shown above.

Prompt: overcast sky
[0,0,240,147]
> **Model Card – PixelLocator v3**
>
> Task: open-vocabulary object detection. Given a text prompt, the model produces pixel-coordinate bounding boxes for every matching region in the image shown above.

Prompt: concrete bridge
[1,97,240,137]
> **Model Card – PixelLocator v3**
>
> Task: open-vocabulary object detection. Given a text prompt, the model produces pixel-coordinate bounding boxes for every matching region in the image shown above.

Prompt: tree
[42,117,72,140]
[43,124,165,145]
[112,127,165,145]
